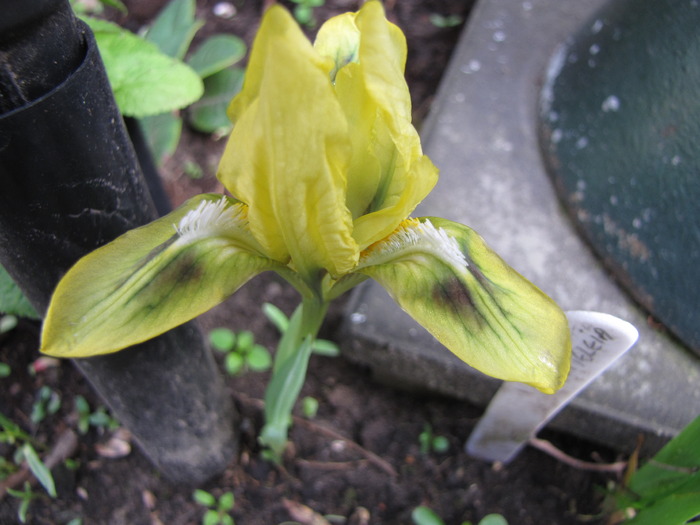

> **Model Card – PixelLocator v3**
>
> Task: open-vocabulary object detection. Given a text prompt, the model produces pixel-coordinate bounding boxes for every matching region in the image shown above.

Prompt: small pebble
[213,2,236,19]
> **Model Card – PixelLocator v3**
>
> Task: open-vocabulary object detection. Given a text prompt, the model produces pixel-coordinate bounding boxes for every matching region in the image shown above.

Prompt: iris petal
[319,2,438,250]
[357,217,571,393]
[218,6,358,278]
[41,195,277,358]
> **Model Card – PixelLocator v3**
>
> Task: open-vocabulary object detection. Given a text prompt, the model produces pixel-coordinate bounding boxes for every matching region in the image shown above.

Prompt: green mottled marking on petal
[357,217,571,393]
[41,194,280,358]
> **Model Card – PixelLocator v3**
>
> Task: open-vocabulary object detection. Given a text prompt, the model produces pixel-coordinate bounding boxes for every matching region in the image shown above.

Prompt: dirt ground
[0,1,628,523]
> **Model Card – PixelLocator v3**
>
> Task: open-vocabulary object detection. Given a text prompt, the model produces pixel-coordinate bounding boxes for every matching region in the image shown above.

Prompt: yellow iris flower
[218,2,437,281]
[40,2,571,394]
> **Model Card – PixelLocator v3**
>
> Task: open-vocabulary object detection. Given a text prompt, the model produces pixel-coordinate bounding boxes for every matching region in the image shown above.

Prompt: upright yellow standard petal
[317,2,438,251]
[218,6,358,278]
[314,12,360,81]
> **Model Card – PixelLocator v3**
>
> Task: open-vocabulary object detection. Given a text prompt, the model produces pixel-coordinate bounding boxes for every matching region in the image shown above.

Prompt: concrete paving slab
[342,0,700,453]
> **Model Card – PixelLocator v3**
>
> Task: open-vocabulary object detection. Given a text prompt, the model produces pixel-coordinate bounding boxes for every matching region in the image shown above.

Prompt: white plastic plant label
[466,311,639,463]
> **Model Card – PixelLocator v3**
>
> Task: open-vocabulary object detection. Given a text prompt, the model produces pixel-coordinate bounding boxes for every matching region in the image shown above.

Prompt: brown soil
[0,1,624,524]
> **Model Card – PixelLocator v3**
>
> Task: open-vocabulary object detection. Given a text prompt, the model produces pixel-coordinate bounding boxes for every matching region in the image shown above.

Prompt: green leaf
[0,412,32,443]
[310,338,339,357]
[188,67,244,134]
[301,396,319,419]
[193,489,216,507]
[624,492,700,525]
[224,352,244,376]
[187,35,247,78]
[0,266,39,319]
[219,491,235,511]
[41,195,280,358]
[22,444,56,497]
[139,113,182,165]
[145,0,203,59]
[411,506,446,525]
[203,509,220,525]
[432,435,449,454]
[236,331,254,351]
[429,14,463,28]
[84,17,203,117]
[356,217,571,394]
[88,409,113,428]
[101,0,128,14]
[262,303,289,333]
[246,345,272,372]
[479,515,509,525]
[209,328,237,352]
[260,336,314,458]
[627,415,700,511]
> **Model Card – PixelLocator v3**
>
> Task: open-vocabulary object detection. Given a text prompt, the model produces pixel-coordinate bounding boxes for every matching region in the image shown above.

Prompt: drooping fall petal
[41,194,279,358]
[356,217,571,393]
[218,6,358,278]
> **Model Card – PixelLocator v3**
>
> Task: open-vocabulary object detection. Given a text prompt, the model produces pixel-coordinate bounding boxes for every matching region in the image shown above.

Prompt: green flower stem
[260,294,327,461]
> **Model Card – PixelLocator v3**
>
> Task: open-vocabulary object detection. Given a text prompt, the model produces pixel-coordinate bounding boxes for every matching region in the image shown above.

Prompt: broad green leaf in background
[188,68,245,134]
[624,493,700,525]
[139,112,183,165]
[134,0,249,159]
[145,0,203,59]
[617,415,700,525]
[187,35,247,78]
[629,415,700,499]
[0,265,39,319]
[84,17,203,117]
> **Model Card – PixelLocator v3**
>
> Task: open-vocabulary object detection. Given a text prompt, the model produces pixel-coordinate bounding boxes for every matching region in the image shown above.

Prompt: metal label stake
[466,311,639,463]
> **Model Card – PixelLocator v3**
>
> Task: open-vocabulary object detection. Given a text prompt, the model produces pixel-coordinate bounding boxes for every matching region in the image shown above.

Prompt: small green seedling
[0,412,32,446]
[6,447,57,523]
[30,386,61,425]
[262,303,340,357]
[289,0,325,27]
[74,395,119,435]
[418,424,449,455]
[193,489,235,525]
[19,443,57,498]
[209,328,272,375]
[429,13,464,28]
[0,412,57,524]
[184,160,204,179]
[7,482,39,524]
[301,396,319,419]
[412,506,508,525]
